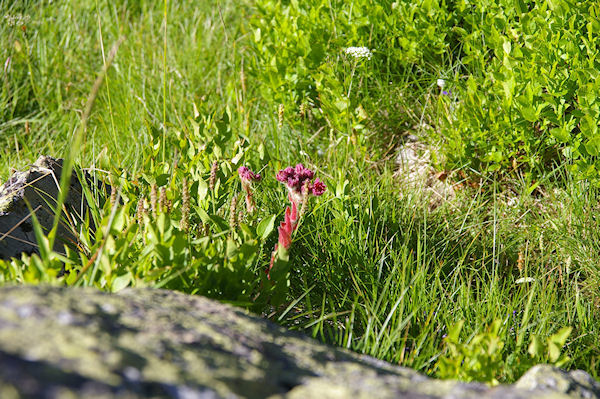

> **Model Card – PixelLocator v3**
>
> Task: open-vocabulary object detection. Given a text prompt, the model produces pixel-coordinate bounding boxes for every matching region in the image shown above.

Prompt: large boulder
[0,156,108,260]
[0,285,597,398]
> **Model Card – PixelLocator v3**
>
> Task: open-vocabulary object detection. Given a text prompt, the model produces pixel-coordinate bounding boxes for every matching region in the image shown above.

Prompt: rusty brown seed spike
[110,183,117,208]
[517,250,524,272]
[299,103,307,118]
[137,197,145,229]
[229,194,239,231]
[150,184,158,218]
[209,161,218,192]
[181,178,190,232]
[159,187,167,213]
[137,197,145,226]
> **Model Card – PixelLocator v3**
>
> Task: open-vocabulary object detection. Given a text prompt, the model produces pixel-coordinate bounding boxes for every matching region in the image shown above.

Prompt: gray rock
[0,285,597,399]
[515,365,600,399]
[395,141,455,210]
[0,156,108,260]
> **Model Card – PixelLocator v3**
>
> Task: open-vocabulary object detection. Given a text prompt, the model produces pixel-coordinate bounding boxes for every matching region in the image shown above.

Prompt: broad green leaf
[198,178,208,201]
[112,273,132,292]
[109,205,128,235]
[550,326,572,346]
[551,127,570,143]
[447,320,464,342]
[528,335,543,357]
[226,237,238,258]
[257,214,277,240]
[548,342,561,363]
[521,106,538,122]
[334,97,349,112]
[585,137,600,156]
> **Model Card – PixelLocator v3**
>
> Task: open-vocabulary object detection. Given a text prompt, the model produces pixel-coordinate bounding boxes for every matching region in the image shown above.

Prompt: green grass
[1,0,600,385]
[283,169,600,380]
[1,0,250,179]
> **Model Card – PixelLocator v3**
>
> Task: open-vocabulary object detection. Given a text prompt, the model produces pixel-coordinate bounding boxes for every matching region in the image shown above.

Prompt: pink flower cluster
[267,164,326,279]
[276,164,326,205]
[238,166,261,183]
[238,166,262,213]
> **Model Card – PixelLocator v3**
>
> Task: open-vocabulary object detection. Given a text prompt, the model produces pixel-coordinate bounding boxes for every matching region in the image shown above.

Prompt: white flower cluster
[345,47,373,60]
[437,79,446,88]
[4,14,30,27]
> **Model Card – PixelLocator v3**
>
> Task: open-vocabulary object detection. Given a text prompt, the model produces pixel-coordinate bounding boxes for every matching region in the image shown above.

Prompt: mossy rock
[0,285,597,398]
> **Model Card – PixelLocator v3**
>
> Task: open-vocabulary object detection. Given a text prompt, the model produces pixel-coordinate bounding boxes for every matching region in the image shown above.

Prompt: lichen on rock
[0,285,597,399]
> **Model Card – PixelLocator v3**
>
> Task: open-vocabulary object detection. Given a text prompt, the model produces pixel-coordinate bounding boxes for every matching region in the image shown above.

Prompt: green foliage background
[250,0,600,181]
